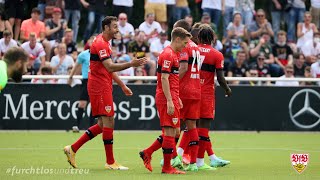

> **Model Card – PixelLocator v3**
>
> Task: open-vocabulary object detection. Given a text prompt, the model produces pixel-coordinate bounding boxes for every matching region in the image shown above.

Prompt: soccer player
[0,47,28,92]
[64,16,147,170]
[174,19,201,172]
[68,35,96,133]
[139,27,191,174]
[197,25,232,168]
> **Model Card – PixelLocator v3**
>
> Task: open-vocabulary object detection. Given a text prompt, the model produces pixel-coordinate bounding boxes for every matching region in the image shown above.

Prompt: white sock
[196,158,204,167]
[177,147,184,156]
[209,154,218,161]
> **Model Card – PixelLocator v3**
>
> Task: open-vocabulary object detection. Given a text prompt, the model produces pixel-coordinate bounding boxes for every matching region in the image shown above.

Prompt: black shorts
[5,0,24,19]
[80,79,89,101]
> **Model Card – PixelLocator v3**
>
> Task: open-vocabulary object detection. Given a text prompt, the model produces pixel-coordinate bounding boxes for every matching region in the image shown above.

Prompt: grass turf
[0,131,319,180]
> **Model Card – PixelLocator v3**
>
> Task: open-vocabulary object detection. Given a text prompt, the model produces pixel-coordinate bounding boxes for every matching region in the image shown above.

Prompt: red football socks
[188,128,199,164]
[178,130,190,152]
[103,127,115,165]
[197,128,209,159]
[206,137,215,156]
[172,135,179,158]
[162,136,175,170]
[144,134,163,155]
[71,124,102,153]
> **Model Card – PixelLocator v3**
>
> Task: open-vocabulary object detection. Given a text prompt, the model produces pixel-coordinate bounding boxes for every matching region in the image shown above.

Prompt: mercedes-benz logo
[289,89,320,129]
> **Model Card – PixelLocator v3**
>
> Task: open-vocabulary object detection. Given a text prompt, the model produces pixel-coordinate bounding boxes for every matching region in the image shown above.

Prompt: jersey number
[191,50,200,72]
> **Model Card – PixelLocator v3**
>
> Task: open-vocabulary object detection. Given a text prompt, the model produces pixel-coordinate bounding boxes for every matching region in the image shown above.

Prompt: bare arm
[112,72,125,88]
[45,24,61,36]
[80,0,89,8]
[287,54,293,65]
[5,21,12,35]
[102,57,147,72]
[216,69,232,97]
[20,31,28,41]
[265,54,275,64]
[179,62,188,79]
[249,41,263,57]
[297,23,304,38]
[250,28,263,39]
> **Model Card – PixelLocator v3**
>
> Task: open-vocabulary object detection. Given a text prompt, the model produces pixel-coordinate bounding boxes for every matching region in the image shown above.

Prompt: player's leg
[184,119,199,171]
[162,127,185,174]
[64,118,103,168]
[73,100,87,132]
[197,119,216,170]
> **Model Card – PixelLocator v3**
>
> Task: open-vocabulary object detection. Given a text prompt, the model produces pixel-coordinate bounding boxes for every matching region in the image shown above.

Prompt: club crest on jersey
[99,49,108,58]
[163,60,171,68]
[291,153,309,174]
[105,106,112,113]
[172,118,178,125]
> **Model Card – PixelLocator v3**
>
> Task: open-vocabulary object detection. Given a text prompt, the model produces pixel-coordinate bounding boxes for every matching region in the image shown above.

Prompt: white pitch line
[0,147,318,152]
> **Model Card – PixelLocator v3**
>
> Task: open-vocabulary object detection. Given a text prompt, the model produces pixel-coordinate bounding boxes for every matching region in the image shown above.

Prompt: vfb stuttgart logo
[291,153,309,174]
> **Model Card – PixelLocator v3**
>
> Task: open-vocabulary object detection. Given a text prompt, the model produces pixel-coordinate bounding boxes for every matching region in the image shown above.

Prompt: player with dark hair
[64,16,147,170]
[197,24,232,168]
[139,27,191,174]
[174,19,201,172]
[0,47,29,91]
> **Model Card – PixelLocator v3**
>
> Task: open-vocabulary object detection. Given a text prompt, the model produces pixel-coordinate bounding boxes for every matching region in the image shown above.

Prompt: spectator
[249,33,281,77]
[250,53,272,85]
[45,7,67,47]
[287,0,306,42]
[117,13,134,48]
[5,0,23,40]
[150,31,170,62]
[37,0,46,21]
[227,51,249,84]
[116,54,134,84]
[184,15,194,27]
[166,0,176,28]
[57,66,81,86]
[50,43,74,75]
[297,12,318,49]
[310,55,320,85]
[293,53,307,77]
[112,0,133,22]
[0,12,12,39]
[223,0,236,37]
[82,0,107,43]
[275,64,299,86]
[0,30,17,58]
[138,13,162,44]
[310,0,320,29]
[128,31,156,76]
[64,0,82,42]
[201,0,224,31]
[301,66,317,86]
[226,12,245,41]
[200,13,217,33]
[235,0,255,26]
[144,0,167,30]
[21,33,46,75]
[270,0,288,42]
[175,0,191,22]
[272,30,293,73]
[31,66,56,84]
[61,29,78,61]
[240,67,262,86]
[20,8,51,61]
[111,32,126,56]
[248,9,274,40]
[300,32,320,65]
[128,67,148,84]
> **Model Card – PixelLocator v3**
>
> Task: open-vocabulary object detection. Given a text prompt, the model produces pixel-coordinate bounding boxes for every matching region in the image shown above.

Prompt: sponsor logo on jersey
[99,49,108,58]
[291,153,309,174]
[163,60,171,68]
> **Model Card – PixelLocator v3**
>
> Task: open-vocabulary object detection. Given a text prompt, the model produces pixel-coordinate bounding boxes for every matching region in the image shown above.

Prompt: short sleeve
[97,46,111,61]
[150,42,157,52]
[160,53,173,73]
[38,44,46,57]
[50,56,58,67]
[77,51,86,64]
[20,20,27,32]
[215,52,224,69]
[226,23,233,31]
[179,49,189,62]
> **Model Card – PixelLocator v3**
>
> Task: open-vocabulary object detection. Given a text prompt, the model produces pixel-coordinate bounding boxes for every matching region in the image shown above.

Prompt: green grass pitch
[0,131,319,180]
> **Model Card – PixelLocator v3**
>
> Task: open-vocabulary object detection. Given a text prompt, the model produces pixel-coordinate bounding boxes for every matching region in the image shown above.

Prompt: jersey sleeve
[179,48,189,62]
[215,52,224,69]
[160,53,173,73]
[92,42,111,61]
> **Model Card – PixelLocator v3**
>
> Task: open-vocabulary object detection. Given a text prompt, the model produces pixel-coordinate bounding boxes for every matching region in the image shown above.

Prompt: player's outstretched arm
[161,73,174,115]
[68,62,81,86]
[216,69,232,97]
[112,72,133,96]
[102,57,147,73]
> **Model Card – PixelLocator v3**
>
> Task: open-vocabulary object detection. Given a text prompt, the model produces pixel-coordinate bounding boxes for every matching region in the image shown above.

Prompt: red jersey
[156,46,180,106]
[179,40,201,100]
[198,44,224,97]
[88,34,113,95]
